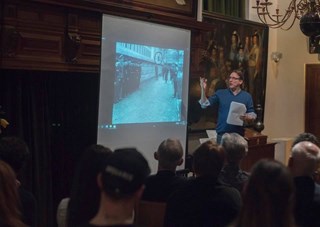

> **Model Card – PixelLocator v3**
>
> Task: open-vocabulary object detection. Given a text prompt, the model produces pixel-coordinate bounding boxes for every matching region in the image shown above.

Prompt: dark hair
[0,137,29,174]
[232,31,239,43]
[235,159,295,227]
[232,70,244,81]
[252,31,259,39]
[192,140,225,177]
[0,160,27,227]
[238,43,244,51]
[67,144,112,227]
[292,132,320,147]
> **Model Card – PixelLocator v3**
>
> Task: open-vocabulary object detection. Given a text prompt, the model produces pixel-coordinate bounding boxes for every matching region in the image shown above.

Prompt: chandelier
[253,0,320,37]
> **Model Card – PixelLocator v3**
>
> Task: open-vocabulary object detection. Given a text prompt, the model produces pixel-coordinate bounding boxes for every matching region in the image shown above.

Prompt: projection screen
[97,14,191,173]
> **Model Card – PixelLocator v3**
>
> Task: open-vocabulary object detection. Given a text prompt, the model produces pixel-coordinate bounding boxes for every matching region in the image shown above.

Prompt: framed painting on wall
[188,12,269,131]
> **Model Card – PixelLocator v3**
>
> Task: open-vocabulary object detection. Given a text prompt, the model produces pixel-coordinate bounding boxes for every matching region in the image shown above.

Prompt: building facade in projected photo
[112,42,185,125]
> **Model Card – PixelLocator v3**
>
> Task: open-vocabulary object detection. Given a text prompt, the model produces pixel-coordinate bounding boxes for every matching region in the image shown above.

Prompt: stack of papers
[226,101,246,126]
[199,130,217,144]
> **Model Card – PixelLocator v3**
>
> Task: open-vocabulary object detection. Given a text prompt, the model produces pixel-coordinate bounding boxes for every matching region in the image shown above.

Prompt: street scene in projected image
[112,42,185,125]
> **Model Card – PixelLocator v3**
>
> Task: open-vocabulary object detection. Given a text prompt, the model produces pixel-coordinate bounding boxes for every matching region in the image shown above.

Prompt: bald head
[155,138,183,171]
[290,141,320,177]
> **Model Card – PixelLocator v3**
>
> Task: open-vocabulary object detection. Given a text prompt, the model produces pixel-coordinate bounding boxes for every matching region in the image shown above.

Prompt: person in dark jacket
[289,141,320,227]
[219,133,249,193]
[142,138,187,202]
[165,140,241,227]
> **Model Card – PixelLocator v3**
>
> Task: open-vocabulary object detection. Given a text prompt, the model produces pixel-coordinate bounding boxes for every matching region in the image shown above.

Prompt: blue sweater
[208,89,255,136]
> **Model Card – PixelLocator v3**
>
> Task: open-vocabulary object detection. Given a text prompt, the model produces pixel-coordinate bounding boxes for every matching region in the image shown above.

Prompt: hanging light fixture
[253,0,320,37]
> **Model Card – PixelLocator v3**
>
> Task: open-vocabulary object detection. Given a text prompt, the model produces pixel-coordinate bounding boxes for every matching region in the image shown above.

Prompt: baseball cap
[101,148,150,197]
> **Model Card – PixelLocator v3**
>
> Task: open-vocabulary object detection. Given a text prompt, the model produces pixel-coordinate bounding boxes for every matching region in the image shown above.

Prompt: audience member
[0,136,36,226]
[165,140,241,227]
[288,141,320,227]
[233,159,295,227]
[79,148,150,227]
[292,132,320,147]
[219,133,249,193]
[142,138,187,202]
[60,144,112,227]
[0,160,27,227]
[291,132,320,184]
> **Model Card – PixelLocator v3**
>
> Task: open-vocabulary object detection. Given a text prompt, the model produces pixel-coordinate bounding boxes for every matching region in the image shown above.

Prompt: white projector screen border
[97,14,191,173]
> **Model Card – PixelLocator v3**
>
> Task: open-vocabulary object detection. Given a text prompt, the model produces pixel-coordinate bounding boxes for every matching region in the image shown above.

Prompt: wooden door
[305,64,320,138]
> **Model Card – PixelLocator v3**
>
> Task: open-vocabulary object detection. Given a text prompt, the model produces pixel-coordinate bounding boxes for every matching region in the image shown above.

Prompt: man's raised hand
[200,77,207,90]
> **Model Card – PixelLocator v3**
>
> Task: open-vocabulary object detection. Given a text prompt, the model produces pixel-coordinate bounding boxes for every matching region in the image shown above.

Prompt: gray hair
[157,138,183,169]
[221,133,248,163]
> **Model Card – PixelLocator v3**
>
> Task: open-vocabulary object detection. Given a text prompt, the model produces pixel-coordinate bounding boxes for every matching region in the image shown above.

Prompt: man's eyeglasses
[228,76,241,80]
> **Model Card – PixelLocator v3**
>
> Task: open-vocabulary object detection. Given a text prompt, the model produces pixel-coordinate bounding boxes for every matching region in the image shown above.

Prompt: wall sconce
[271,52,283,63]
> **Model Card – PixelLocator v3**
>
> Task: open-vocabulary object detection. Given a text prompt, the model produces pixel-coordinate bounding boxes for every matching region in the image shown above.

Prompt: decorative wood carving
[65,13,81,63]
[65,32,81,63]
[1,0,210,73]
[86,0,196,18]
[64,10,101,65]
[31,0,197,19]
[2,27,20,57]
[1,1,101,72]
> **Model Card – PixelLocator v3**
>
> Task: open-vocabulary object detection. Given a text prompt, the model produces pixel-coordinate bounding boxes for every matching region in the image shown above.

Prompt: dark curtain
[0,69,99,227]
[203,0,246,18]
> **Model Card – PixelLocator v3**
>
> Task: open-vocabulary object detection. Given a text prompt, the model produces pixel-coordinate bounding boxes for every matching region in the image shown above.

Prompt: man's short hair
[192,140,225,177]
[101,148,150,199]
[157,138,183,169]
[291,141,320,175]
[221,133,248,163]
[292,132,320,147]
[0,137,29,174]
[233,70,244,81]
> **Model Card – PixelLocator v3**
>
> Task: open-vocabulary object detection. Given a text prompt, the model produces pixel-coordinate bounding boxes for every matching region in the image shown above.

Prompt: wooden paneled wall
[1,0,212,75]
[1,0,101,72]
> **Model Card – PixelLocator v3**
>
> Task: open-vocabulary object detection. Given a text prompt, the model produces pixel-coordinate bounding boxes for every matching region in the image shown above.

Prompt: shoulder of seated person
[314,183,320,199]
[19,187,36,201]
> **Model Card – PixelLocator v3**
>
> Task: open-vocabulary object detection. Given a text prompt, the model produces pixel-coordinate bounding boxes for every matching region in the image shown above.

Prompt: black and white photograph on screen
[97,14,191,173]
[112,42,185,125]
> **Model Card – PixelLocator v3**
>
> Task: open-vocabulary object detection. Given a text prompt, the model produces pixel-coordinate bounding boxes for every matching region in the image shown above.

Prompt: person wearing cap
[78,148,150,227]
[142,138,187,202]
[199,70,256,144]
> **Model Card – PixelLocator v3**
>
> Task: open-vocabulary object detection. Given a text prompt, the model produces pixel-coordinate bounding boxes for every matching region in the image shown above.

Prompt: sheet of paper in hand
[226,101,247,126]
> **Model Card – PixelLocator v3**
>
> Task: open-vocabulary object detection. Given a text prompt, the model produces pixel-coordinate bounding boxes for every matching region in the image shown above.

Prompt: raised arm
[199,77,208,104]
